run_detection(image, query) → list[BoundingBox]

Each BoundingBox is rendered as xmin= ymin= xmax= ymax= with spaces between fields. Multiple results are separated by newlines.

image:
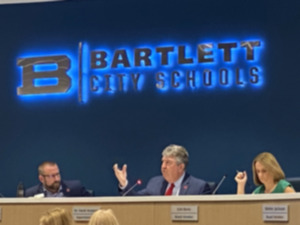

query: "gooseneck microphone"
xmin=122 ymin=179 xmax=142 ymax=196
xmin=212 ymin=174 xmax=227 ymax=195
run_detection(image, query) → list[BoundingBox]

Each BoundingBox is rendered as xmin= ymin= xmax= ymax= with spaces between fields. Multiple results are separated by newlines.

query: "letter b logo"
xmin=17 ymin=55 xmax=71 ymax=95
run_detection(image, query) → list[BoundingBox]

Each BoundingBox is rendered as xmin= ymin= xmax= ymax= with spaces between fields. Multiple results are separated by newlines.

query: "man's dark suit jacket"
xmin=120 ymin=173 xmax=211 ymax=196
xmin=25 ymin=180 xmax=92 ymax=197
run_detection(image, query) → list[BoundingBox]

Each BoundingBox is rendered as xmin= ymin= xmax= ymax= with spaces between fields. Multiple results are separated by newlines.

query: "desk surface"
xmin=1 ymin=193 xmax=300 ymax=203
xmin=1 ymin=194 xmax=300 ymax=225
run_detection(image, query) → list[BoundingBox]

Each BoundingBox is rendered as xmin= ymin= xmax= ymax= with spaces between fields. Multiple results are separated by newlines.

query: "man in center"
xmin=113 ymin=144 xmax=211 ymax=195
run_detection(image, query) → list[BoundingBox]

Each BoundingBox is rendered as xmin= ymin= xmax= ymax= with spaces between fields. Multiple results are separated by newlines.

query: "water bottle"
xmin=16 ymin=182 xmax=24 ymax=197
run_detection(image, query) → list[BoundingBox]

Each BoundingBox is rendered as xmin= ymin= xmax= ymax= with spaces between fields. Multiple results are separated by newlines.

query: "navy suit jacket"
xmin=25 ymin=180 xmax=91 ymax=197
xmin=120 ymin=173 xmax=211 ymax=196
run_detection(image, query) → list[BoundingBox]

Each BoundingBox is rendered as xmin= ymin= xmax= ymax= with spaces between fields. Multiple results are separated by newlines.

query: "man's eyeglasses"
xmin=42 ymin=173 xmax=60 ymax=179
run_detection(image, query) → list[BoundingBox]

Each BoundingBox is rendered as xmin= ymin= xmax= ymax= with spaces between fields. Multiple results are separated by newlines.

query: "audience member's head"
xmin=40 ymin=208 xmax=73 ymax=225
xmin=88 ymin=209 xmax=119 ymax=225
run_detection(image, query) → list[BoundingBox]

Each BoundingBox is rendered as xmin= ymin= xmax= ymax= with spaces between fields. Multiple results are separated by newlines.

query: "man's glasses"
xmin=42 ymin=173 xmax=60 ymax=179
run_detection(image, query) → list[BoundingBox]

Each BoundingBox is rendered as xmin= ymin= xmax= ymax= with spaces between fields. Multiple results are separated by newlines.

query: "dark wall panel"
xmin=0 ymin=0 xmax=299 ymax=197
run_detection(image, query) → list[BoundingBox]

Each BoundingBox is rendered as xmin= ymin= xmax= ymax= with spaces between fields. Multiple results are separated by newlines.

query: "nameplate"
xmin=262 ymin=204 xmax=288 ymax=222
xmin=72 ymin=206 xmax=100 ymax=221
xmin=171 ymin=205 xmax=198 ymax=221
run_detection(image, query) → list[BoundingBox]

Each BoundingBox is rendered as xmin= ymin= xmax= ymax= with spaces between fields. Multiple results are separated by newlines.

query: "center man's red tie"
xmin=165 ymin=183 xmax=175 ymax=195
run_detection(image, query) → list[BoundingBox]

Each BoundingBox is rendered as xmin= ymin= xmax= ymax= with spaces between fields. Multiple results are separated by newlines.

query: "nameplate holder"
xmin=72 ymin=206 xmax=100 ymax=221
xmin=171 ymin=205 xmax=198 ymax=221
xmin=262 ymin=204 xmax=288 ymax=222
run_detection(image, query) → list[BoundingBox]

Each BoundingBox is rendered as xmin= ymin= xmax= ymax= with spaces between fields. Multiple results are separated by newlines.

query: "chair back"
xmin=207 ymin=182 xmax=216 ymax=194
xmin=286 ymin=177 xmax=300 ymax=192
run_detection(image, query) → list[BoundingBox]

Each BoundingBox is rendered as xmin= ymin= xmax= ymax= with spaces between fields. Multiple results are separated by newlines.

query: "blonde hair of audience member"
xmin=88 ymin=209 xmax=119 ymax=225
xmin=235 ymin=152 xmax=295 ymax=194
xmin=40 ymin=208 xmax=73 ymax=225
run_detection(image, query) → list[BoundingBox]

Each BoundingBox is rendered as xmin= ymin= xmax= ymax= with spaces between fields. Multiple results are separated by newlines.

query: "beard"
xmin=45 ymin=181 xmax=60 ymax=193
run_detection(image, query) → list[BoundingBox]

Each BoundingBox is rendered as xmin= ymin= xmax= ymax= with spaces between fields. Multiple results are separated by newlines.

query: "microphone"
xmin=122 ymin=179 xmax=142 ymax=196
xmin=212 ymin=174 xmax=227 ymax=195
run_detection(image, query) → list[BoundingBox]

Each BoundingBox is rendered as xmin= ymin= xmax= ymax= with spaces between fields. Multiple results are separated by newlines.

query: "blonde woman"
xmin=40 ymin=208 xmax=73 ymax=225
xmin=235 ymin=152 xmax=295 ymax=194
xmin=88 ymin=209 xmax=119 ymax=225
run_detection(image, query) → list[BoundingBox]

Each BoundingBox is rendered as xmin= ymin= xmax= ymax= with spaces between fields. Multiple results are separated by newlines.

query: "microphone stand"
xmin=212 ymin=175 xmax=227 ymax=195
xmin=122 ymin=180 xmax=142 ymax=196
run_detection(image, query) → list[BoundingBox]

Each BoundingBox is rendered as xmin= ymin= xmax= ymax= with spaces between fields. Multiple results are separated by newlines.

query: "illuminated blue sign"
xmin=17 ymin=39 xmax=264 ymax=103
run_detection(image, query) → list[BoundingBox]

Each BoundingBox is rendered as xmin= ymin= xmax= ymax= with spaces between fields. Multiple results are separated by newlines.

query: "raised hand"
xmin=235 ymin=170 xmax=247 ymax=194
xmin=113 ymin=163 xmax=128 ymax=187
